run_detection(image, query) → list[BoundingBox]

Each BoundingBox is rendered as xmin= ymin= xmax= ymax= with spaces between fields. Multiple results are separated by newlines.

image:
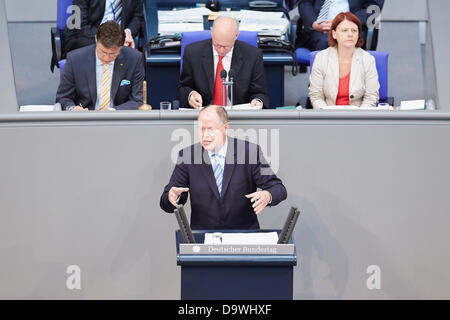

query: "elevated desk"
xmin=145 ymin=48 xmax=293 ymax=109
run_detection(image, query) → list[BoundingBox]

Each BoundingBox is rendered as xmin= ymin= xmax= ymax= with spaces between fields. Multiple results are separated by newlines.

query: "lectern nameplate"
xmin=180 ymin=243 xmax=294 ymax=255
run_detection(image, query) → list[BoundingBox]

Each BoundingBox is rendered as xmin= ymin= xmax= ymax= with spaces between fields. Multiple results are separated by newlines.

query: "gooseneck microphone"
xmin=220 ymin=69 xmax=227 ymax=80
xmin=227 ymin=69 xmax=235 ymax=107
xmin=228 ymin=69 xmax=235 ymax=81
xmin=220 ymin=70 xmax=228 ymax=106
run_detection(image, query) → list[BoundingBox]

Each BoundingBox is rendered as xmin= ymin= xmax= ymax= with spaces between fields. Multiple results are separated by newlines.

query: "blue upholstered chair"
xmin=300 ymin=50 xmax=392 ymax=108
xmin=180 ymin=30 xmax=258 ymax=71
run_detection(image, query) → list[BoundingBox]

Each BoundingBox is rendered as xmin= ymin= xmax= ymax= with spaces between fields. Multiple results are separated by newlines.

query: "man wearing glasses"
xmin=56 ymin=21 xmax=144 ymax=111
xmin=178 ymin=16 xmax=269 ymax=109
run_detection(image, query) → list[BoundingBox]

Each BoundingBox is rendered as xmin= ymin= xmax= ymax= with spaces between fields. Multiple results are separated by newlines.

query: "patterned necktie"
xmin=114 ymin=0 xmax=122 ymax=25
xmin=99 ymin=63 xmax=111 ymax=110
xmin=213 ymin=56 xmax=224 ymax=106
xmin=317 ymin=0 xmax=332 ymax=23
xmin=211 ymin=153 xmax=224 ymax=196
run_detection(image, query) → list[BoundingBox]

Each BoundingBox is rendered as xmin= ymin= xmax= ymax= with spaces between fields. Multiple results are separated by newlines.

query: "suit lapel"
xmin=111 ymin=52 xmax=125 ymax=104
xmin=202 ymin=40 xmax=215 ymax=101
xmin=98 ymin=0 xmax=106 ymax=16
xmin=230 ymin=42 xmax=244 ymax=77
xmin=329 ymin=47 xmax=340 ymax=102
xmin=87 ymin=46 xmax=97 ymax=108
xmin=221 ymin=137 xmax=236 ymax=198
xmin=349 ymin=48 xmax=361 ymax=96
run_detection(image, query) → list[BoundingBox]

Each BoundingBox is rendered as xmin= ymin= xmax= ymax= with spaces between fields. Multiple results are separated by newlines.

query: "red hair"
xmin=328 ymin=12 xmax=364 ymax=48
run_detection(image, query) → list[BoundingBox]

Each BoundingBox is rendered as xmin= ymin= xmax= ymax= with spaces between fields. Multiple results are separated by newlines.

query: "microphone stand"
xmin=222 ymin=79 xmax=233 ymax=108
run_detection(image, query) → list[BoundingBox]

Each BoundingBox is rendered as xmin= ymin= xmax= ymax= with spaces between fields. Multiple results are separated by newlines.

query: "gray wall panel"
xmin=377 ymin=22 xmax=427 ymax=105
xmin=428 ymin=0 xmax=450 ymax=112
xmin=8 ymin=22 xmax=60 ymax=108
xmin=5 ymin=0 xmax=56 ymax=22
xmin=382 ymin=0 xmax=428 ymax=21
xmin=1 ymin=113 xmax=450 ymax=299
xmin=0 ymin=0 xmax=18 ymax=113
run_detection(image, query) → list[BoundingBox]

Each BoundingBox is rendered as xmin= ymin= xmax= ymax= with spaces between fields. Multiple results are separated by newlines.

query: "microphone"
xmin=228 ymin=69 xmax=235 ymax=81
xmin=220 ymin=69 xmax=227 ymax=81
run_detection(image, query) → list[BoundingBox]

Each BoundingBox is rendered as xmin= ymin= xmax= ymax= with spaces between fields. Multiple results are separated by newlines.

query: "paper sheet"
xmin=225 ymin=103 xmax=262 ymax=110
xmin=158 ymin=8 xmax=213 ymax=23
xmin=319 ymin=105 xmax=395 ymax=110
xmin=19 ymin=105 xmax=56 ymax=112
xmin=400 ymin=99 xmax=425 ymax=110
xmin=204 ymin=232 xmax=279 ymax=245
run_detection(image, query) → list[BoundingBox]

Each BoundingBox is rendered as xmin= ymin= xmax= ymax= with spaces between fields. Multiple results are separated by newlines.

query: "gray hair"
xmin=199 ymin=105 xmax=229 ymax=124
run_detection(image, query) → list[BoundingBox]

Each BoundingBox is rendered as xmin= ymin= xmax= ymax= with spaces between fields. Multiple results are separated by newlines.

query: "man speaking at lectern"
xmin=177 ymin=16 xmax=269 ymax=108
xmin=160 ymin=106 xmax=287 ymax=230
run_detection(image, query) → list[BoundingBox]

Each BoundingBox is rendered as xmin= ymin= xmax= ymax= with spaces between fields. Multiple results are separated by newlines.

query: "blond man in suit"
xmin=309 ymin=12 xmax=379 ymax=109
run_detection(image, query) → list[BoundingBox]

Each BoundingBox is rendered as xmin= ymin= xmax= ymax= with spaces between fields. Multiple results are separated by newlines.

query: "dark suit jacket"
xmin=56 ymin=44 xmax=144 ymax=110
xmin=160 ymin=138 xmax=287 ymax=230
xmin=299 ymin=0 xmax=385 ymax=31
xmin=63 ymin=0 xmax=144 ymax=54
xmin=178 ymin=39 xmax=269 ymax=108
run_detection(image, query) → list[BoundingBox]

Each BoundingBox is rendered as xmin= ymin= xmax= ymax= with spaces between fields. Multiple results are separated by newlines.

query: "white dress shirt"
xmin=207 ymin=137 xmax=228 ymax=168
xmin=212 ymin=46 xmax=233 ymax=81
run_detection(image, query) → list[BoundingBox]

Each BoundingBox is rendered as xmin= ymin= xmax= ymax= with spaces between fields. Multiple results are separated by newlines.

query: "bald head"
xmin=212 ymin=16 xmax=239 ymax=36
xmin=211 ymin=16 xmax=240 ymax=56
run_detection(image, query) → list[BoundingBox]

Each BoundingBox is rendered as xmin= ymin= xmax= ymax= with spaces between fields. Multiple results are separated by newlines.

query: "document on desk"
xmin=204 ymin=232 xmax=279 ymax=245
xmin=400 ymin=99 xmax=425 ymax=110
xmin=225 ymin=103 xmax=262 ymax=110
xmin=158 ymin=8 xmax=213 ymax=23
xmin=319 ymin=105 xmax=395 ymax=110
xmin=19 ymin=105 xmax=56 ymax=112
xmin=239 ymin=10 xmax=289 ymax=36
xmin=158 ymin=8 xmax=213 ymax=35
xmin=158 ymin=23 xmax=204 ymax=35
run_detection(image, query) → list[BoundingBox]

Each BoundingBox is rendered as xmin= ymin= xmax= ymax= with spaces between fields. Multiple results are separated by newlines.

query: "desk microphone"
xmin=220 ymin=69 xmax=227 ymax=81
xmin=228 ymin=69 xmax=235 ymax=106
xmin=220 ymin=70 xmax=228 ymax=106
xmin=228 ymin=69 xmax=235 ymax=81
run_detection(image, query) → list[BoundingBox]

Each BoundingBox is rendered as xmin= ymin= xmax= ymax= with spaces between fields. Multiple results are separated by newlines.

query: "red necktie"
xmin=213 ymin=56 xmax=225 ymax=106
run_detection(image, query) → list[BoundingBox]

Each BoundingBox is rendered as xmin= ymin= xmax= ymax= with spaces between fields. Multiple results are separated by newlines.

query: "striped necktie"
xmin=317 ymin=0 xmax=332 ymax=23
xmin=114 ymin=0 xmax=122 ymax=25
xmin=99 ymin=63 xmax=112 ymax=111
xmin=211 ymin=153 xmax=224 ymax=196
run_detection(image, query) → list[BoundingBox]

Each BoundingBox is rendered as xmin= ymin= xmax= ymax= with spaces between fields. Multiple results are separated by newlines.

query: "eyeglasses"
xmin=213 ymin=43 xmax=233 ymax=51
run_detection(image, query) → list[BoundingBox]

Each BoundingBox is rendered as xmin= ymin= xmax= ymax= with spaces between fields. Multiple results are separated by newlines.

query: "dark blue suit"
xmin=298 ymin=0 xmax=385 ymax=50
xmin=160 ymin=138 xmax=287 ymax=230
xmin=178 ymin=39 xmax=269 ymax=108
xmin=56 ymin=44 xmax=144 ymax=110
xmin=63 ymin=0 xmax=144 ymax=56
